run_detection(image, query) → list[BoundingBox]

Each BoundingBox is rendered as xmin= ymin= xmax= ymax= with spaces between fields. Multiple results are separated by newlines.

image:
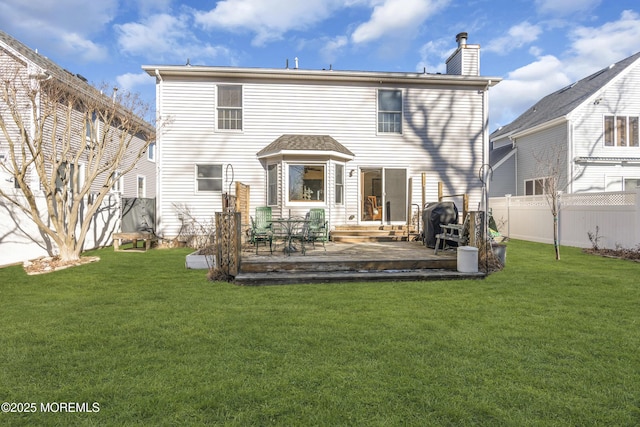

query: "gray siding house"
xmin=144 ymin=33 xmax=501 ymax=239
xmin=0 ymin=30 xmax=156 ymax=266
xmin=490 ymin=51 xmax=640 ymax=197
xmin=0 ymin=30 xmax=156 ymax=199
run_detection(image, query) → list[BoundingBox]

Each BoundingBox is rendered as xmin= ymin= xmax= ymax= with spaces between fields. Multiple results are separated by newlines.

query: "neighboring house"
xmin=0 ymin=30 xmax=155 ymax=266
xmin=0 ymin=30 xmax=156 ymax=199
xmin=490 ymin=51 xmax=640 ymax=197
xmin=143 ymin=33 xmax=501 ymax=239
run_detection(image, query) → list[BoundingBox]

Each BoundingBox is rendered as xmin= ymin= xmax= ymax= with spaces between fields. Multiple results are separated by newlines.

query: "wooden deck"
xmin=235 ymin=240 xmax=484 ymax=285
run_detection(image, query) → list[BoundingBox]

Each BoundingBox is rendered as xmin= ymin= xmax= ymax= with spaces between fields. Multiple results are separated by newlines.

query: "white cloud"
xmin=0 ymin=0 xmax=116 ymax=62
xmin=320 ymin=36 xmax=349 ymax=65
xmin=116 ymin=72 xmax=154 ymax=92
xmin=115 ymin=14 xmax=233 ymax=63
xmin=490 ymin=10 xmax=640 ymax=130
xmin=484 ymin=22 xmax=542 ymax=55
xmin=535 ymin=0 xmax=601 ymax=16
xmin=351 ymin=0 xmax=449 ymax=44
xmin=416 ymin=37 xmax=452 ymax=74
xmin=565 ymin=10 xmax=640 ymax=78
xmin=194 ymin=0 xmax=342 ymax=46
xmin=490 ymin=55 xmax=571 ymax=130
xmin=60 ymin=33 xmax=107 ymax=62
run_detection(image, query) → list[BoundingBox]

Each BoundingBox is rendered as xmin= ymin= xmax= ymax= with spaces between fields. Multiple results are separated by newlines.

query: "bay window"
xmin=288 ymin=164 xmax=325 ymax=202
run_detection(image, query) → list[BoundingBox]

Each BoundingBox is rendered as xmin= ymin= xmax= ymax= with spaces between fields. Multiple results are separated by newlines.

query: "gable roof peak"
xmin=491 ymin=50 xmax=640 ymax=140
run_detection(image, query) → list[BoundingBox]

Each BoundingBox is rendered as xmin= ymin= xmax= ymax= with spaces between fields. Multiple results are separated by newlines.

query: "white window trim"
xmin=524 ymin=177 xmax=549 ymax=195
xmin=335 ymin=163 xmax=345 ymax=205
xmin=377 ymin=88 xmax=404 ymax=136
xmin=267 ymin=163 xmax=278 ymax=206
xmin=110 ymin=169 xmax=123 ymax=194
xmin=137 ymin=175 xmax=146 ymax=198
xmin=603 ymin=115 xmax=639 ymax=147
xmin=216 ymin=84 xmax=244 ymax=133
xmin=147 ymin=142 xmax=156 ymax=162
xmin=285 ymin=161 xmax=327 ymax=206
xmin=195 ymin=164 xmax=223 ymax=193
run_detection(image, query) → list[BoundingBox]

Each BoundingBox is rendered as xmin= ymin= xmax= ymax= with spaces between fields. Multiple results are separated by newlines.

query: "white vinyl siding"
xmin=154 ymin=75 xmax=487 ymax=237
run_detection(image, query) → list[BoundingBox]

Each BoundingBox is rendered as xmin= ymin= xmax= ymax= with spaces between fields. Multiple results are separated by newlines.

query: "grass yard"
xmin=0 ymin=240 xmax=639 ymax=426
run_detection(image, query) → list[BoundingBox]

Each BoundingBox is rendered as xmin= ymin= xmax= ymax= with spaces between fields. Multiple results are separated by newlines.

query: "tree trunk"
xmin=553 ymin=215 xmax=560 ymax=260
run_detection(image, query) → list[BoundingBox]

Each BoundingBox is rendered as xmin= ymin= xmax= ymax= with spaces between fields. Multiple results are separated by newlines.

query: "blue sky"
xmin=1 ymin=0 xmax=639 ymax=131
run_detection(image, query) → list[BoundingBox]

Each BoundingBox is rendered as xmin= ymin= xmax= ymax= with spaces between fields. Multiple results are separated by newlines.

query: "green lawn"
xmin=0 ymin=240 xmax=639 ymax=426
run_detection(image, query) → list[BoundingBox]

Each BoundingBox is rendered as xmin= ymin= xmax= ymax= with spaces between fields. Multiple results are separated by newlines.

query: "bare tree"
xmin=0 ymin=62 xmax=154 ymax=263
xmin=533 ymin=144 xmax=568 ymax=260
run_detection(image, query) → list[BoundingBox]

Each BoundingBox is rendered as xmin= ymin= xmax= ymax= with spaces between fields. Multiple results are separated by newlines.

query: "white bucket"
xmin=457 ymin=246 xmax=478 ymax=273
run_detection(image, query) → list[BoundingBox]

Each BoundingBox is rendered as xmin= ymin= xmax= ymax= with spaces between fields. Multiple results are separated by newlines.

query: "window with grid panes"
xmin=217 ymin=85 xmax=242 ymax=130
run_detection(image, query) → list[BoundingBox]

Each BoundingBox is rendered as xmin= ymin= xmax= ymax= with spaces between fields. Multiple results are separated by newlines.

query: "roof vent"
xmin=456 ymin=32 xmax=468 ymax=47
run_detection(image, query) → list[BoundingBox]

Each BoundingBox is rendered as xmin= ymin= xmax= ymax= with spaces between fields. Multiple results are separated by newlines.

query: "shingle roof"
xmin=0 ymin=30 xmax=153 ymax=132
xmin=257 ymin=134 xmax=355 ymax=158
xmin=489 ymin=143 xmax=515 ymax=167
xmin=491 ymin=51 xmax=640 ymax=140
xmin=0 ymin=29 xmax=100 ymax=97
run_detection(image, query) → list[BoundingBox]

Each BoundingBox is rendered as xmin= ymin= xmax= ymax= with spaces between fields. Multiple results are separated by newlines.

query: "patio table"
xmin=272 ymin=217 xmax=309 ymax=255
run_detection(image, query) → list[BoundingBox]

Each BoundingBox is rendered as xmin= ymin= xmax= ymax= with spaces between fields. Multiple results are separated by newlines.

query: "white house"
xmin=143 ymin=33 xmax=501 ymax=240
xmin=0 ymin=30 xmax=156 ymax=266
xmin=0 ymin=30 xmax=156 ymax=199
xmin=490 ymin=51 xmax=640 ymax=197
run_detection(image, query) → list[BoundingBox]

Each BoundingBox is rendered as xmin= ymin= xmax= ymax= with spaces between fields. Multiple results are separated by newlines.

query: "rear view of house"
xmin=144 ymin=33 xmax=500 ymax=241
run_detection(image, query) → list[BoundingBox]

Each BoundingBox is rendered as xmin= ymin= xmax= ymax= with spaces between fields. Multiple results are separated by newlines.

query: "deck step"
xmin=239 ymin=257 xmax=456 ymax=274
xmin=330 ymin=225 xmax=418 ymax=244
xmin=331 ymin=235 xmax=409 ymax=243
xmin=234 ymin=269 xmax=484 ymax=286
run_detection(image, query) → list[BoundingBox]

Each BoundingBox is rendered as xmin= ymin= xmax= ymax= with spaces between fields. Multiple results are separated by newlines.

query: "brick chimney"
xmin=446 ymin=32 xmax=480 ymax=76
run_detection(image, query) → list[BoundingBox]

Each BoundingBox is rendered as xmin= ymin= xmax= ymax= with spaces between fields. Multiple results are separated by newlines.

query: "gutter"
xmin=509 ymin=116 xmax=567 ymax=140
xmin=142 ymin=65 xmax=502 ymax=88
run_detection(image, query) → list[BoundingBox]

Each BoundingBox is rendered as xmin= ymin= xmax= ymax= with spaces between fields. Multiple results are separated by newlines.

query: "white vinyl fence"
xmin=0 ymin=193 xmax=121 ymax=267
xmin=489 ymin=190 xmax=640 ymax=250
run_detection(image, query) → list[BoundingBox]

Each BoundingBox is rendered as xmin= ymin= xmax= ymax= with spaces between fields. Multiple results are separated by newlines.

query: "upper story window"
xmin=137 ymin=176 xmax=146 ymax=198
xmin=110 ymin=169 xmax=123 ymax=194
xmin=57 ymin=162 xmax=84 ymax=192
xmin=378 ymin=89 xmax=402 ymax=134
xmin=604 ymin=115 xmax=639 ymax=147
xmin=196 ymin=164 xmax=222 ymax=192
xmin=86 ymin=112 xmax=96 ymax=140
xmin=147 ymin=142 xmax=156 ymax=162
xmin=217 ymin=85 xmax=242 ymax=131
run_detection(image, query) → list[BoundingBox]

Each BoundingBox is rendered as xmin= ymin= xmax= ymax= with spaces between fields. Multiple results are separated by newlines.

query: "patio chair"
xmin=434 ymin=213 xmax=470 ymax=255
xmin=306 ymin=208 xmax=328 ymax=251
xmin=250 ymin=206 xmax=273 ymax=254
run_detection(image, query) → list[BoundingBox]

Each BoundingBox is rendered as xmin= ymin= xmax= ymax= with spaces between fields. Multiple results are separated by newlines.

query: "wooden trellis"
xmin=215 ymin=212 xmax=242 ymax=277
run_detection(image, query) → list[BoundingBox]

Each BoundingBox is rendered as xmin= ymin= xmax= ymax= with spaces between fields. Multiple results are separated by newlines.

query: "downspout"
xmin=155 ymin=69 xmax=163 ymax=238
xmin=567 ymin=120 xmax=573 ymax=194
xmin=482 ymin=80 xmax=491 ymax=240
